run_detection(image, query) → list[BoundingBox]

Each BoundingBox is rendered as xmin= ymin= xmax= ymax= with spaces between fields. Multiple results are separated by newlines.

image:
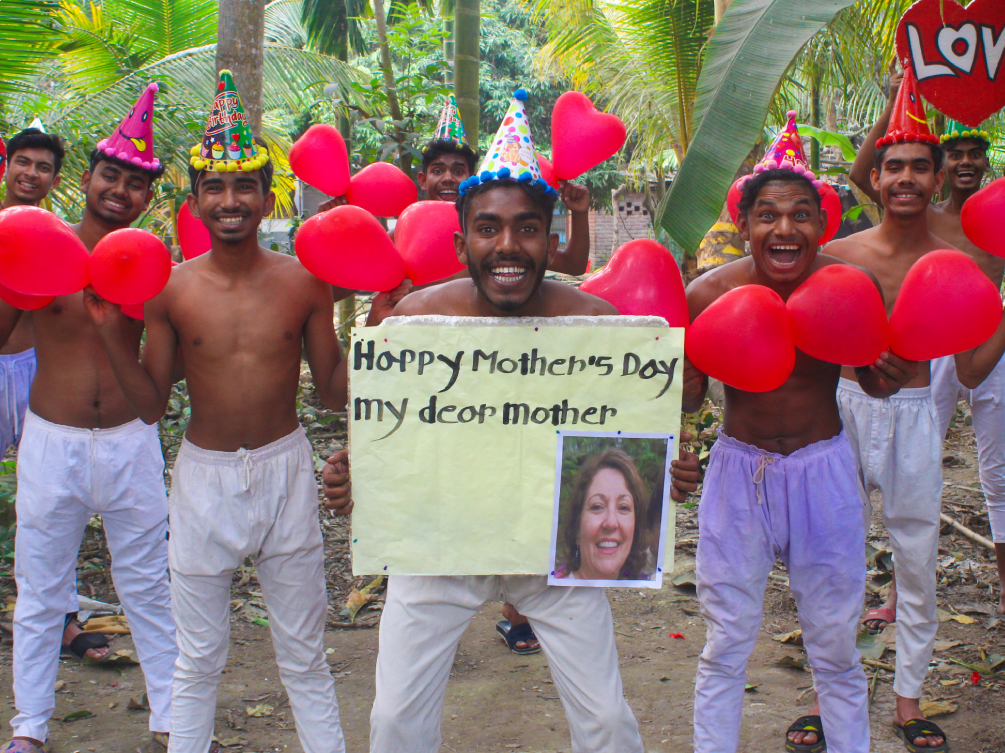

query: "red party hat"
xmin=877 ymin=67 xmax=938 ymax=148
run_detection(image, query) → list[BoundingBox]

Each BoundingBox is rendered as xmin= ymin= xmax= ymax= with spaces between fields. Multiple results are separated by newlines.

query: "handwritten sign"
xmin=349 ymin=315 xmax=683 ymax=576
xmin=896 ymin=0 xmax=1005 ymax=126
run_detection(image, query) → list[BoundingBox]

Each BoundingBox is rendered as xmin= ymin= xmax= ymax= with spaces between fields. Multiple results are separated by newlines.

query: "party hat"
xmin=940 ymin=118 xmax=991 ymax=146
xmin=189 ymin=70 xmax=269 ymax=173
xmin=432 ymin=93 xmax=468 ymax=146
xmin=877 ymin=67 xmax=938 ymax=148
xmin=28 ymin=118 xmax=45 ymax=132
xmin=459 ymin=89 xmax=554 ymax=196
xmin=95 ymin=82 xmax=162 ymax=172
xmin=751 ymin=110 xmax=819 ymax=184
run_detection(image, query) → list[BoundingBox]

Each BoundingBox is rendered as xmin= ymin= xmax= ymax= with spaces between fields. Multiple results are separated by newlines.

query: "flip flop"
xmin=862 ymin=605 xmax=896 ymax=634
xmin=0 ymin=741 xmax=46 ymax=753
xmin=784 ymin=714 xmax=826 ymax=752
xmin=495 ymin=620 xmax=541 ymax=655
xmin=61 ymin=629 xmax=112 ymax=662
xmin=893 ymin=719 xmax=949 ymax=752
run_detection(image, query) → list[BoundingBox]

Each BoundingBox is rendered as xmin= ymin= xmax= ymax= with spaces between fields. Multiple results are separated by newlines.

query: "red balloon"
xmin=685 ymin=285 xmax=795 ymax=393
xmin=289 ymin=124 xmax=351 ymax=197
xmin=579 ymin=239 xmax=688 ymax=327
xmin=177 ymin=201 xmax=211 ymax=260
xmin=890 ymin=248 xmax=1003 ymax=360
xmin=819 ymin=183 xmax=842 ymax=245
xmin=347 ymin=162 xmax=418 ymax=217
xmin=90 ymin=228 xmax=172 ymax=306
xmin=394 ymin=201 xmax=464 ymax=286
xmin=550 ymin=92 xmax=627 ymax=181
xmin=786 ymin=265 xmax=890 ymax=366
xmin=962 ymin=177 xmax=1005 ymax=259
xmin=0 ymin=281 xmax=52 ymax=311
xmin=296 ymin=205 xmax=405 ymax=291
xmin=0 ymin=206 xmax=90 ymax=296
xmin=537 ymin=153 xmax=560 ymax=191
xmin=726 ymin=180 xmax=743 ymax=225
xmin=122 ymin=302 xmax=144 ymax=320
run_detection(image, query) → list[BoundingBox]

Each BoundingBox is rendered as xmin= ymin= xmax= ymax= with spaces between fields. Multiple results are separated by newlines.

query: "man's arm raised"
xmin=848 ymin=65 xmax=902 ymax=206
xmin=84 ymin=288 xmax=177 ymax=424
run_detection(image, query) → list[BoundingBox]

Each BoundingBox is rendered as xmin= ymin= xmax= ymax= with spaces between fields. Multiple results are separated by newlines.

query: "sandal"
xmin=0 ymin=741 xmax=46 ymax=753
xmin=495 ymin=620 xmax=541 ymax=655
xmin=894 ymin=719 xmax=949 ymax=752
xmin=862 ymin=605 xmax=896 ymax=634
xmin=784 ymin=715 xmax=826 ymax=753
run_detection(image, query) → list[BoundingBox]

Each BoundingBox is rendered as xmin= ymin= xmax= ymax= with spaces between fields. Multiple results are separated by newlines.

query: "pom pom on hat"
xmin=514 ymin=89 xmax=528 ymax=101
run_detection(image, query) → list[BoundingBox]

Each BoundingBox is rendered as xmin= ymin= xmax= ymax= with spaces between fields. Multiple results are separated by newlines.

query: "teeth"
xmin=771 ymin=245 xmax=798 ymax=251
xmin=597 ymin=541 xmax=618 ymax=549
xmin=218 ymin=217 xmax=243 ymax=226
xmin=491 ymin=266 xmax=527 ymax=277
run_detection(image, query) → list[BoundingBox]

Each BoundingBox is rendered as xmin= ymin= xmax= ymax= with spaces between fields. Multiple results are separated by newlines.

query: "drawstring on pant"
xmin=237 ymin=448 xmax=253 ymax=490
xmin=753 ymin=455 xmax=776 ymax=505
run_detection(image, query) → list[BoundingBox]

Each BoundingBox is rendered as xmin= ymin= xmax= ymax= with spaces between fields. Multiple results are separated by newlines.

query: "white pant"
xmin=11 ymin=410 xmax=176 ymax=742
xmin=693 ymin=432 xmax=869 ymax=753
xmin=0 ymin=349 xmax=35 ymax=456
xmin=167 ymin=428 xmax=344 ymax=753
xmin=932 ymin=354 xmax=1005 ymax=543
xmin=371 ymin=575 xmax=643 ymax=753
xmin=837 ymin=379 xmax=942 ymax=699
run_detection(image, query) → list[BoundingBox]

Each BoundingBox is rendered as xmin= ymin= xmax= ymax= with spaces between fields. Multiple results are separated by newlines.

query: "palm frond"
xmin=0 ymin=0 xmax=61 ymax=99
xmin=298 ymin=0 xmax=369 ymax=57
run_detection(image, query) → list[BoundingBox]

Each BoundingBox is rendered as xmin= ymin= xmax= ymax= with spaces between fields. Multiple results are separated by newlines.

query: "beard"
xmin=467 ymin=253 xmax=548 ymax=312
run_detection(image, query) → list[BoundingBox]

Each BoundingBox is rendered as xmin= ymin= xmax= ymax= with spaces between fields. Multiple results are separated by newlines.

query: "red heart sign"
xmin=896 ymin=0 xmax=1005 ymax=126
xmin=550 ymin=92 xmax=627 ymax=181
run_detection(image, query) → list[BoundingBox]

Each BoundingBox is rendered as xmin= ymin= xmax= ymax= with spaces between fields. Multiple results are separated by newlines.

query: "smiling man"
xmin=0 ymin=93 xmax=178 ymax=753
xmin=86 ymin=72 xmax=350 ymax=753
xmin=684 ymin=121 xmax=915 ymax=752
xmin=829 ymin=88 xmax=956 ymax=750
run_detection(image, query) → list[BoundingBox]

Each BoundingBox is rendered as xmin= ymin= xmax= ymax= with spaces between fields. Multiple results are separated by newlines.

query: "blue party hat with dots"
xmin=459 ymin=89 xmax=555 ymax=196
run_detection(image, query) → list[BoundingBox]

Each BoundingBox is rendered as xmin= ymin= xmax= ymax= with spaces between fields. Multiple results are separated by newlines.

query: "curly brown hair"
xmin=562 ymin=448 xmax=651 ymax=579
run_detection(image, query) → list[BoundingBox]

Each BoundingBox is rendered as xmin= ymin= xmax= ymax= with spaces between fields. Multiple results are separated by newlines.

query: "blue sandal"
xmin=496 ymin=620 xmax=541 ymax=655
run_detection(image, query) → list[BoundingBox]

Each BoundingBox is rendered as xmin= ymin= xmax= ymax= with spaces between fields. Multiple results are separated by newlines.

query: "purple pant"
xmin=693 ymin=431 xmax=869 ymax=753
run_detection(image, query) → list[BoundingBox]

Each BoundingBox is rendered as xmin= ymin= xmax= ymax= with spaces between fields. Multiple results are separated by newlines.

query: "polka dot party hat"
xmin=459 ymin=89 xmax=556 ymax=196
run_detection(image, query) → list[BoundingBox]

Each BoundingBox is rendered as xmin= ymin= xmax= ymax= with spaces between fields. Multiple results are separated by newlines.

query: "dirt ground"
xmin=0 ymin=397 xmax=1004 ymax=753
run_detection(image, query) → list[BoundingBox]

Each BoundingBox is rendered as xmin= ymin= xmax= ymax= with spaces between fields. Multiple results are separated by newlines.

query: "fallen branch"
xmin=862 ymin=658 xmax=894 ymax=671
xmin=940 ymin=513 xmax=995 ymax=551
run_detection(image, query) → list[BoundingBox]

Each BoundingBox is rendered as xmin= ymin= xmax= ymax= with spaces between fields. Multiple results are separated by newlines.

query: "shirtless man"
xmin=851 ymin=82 xmax=1005 ymax=615
xmin=685 ymin=168 xmax=914 ymax=753
xmin=0 ymin=147 xmax=177 ymax=752
xmin=85 ymin=137 xmax=353 ymax=753
xmin=322 ymin=174 xmax=699 ymax=752
xmin=828 ymin=136 xmax=962 ymax=750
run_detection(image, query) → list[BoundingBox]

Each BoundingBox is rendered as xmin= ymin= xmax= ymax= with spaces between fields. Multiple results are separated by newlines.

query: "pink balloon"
xmin=90 ymin=228 xmax=172 ymax=306
xmin=890 ymin=248 xmax=1003 ymax=360
xmin=550 ymin=92 xmax=627 ymax=181
xmin=296 ymin=205 xmax=405 ymax=291
xmin=786 ymin=265 xmax=890 ymax=366
xmin=537 ymin=153 xmax=560 ymax=190
xmin=962 ymin=177 xmax=1005 ymax=258
xmin=579 ymin=239 xmax=688 ymax=327
xmin=394 ymin=201 xmax=465 ymax=286
xmin=347 ymin=162 xmax=418 ymax=217
xmin=177 ymin=201 xmax=211 ymax=260
xmin=686 ymin=285 xmax=795 ymax=393
xmin=289 ymin=124 xmax=351 ymax=197
xmin=0 ymin=206 xmax=90 ymax=296
xmin=0 ymin=281 xmax=52 ymax=311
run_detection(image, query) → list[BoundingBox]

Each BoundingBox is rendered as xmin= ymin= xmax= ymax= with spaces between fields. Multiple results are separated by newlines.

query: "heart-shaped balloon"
xmin=296 ymin=205 xmax=405 ymax=291
xmin=537 ymin=153 xmax=560 ymax=190
xmin=0 ymin=281 xmax=52 ymax=311
xmin=122 ymin=302 xmax=145 ymax=320
xmin=289 ymin=124 xmax=351 ymax=197
xmin=579 ymin=239 xmax=688 ymax=327
xmin=686 ymin=285 xmax=795 ymax=393
xmin=0 ymin=205 xmax=90 ymax=296
xmin=890 ymin=248 xmax=1003 ymax=360
xmin=961 ymin=177 xmax=1005 ymax=258
xmin=90 ymin=228 xmax=173 ymax=306
xmin=550 ymin=92 xmax=627 ymax=181
xmin=347 ymin=162 xmax=418 ymax=217
xmin=896 ymin=0 xmax=1005 ymax=126
xmin=177 ymin=201 xmax=211 ymax=260
xmin=394 ymin=201 xmax=465 ymax=286
xmin=786 ymin=265 xmax=891 ymax=366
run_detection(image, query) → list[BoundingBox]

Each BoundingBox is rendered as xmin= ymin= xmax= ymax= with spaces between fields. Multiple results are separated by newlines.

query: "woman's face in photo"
xmin=576 ymin=467 xmax=635 ymax=580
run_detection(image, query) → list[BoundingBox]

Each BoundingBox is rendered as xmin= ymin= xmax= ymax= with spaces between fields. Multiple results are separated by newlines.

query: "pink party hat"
xmin=96 ymin=82 xmax=161 ymax=172
xmin=752 ymin=110 xmax=818 ymax=182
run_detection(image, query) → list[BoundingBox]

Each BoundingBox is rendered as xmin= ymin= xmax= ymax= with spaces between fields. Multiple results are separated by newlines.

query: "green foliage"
xmin=0 ymin=460 xmax=17 ymax=565
xmin=0 ymin=0 xmax=61 ymax=101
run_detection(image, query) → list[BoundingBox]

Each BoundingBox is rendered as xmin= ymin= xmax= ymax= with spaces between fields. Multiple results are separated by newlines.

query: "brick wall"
xmin=588 ymin=193 xmax=652 ymax=267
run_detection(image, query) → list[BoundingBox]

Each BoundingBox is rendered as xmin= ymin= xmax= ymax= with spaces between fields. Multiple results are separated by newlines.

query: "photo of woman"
xmin=549 ymin=433 xmax=672 ymax=587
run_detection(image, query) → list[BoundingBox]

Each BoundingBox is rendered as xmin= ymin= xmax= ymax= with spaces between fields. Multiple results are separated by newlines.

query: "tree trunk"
xmin=444 ymin=15 xmax=455 ymax=85
xmin=216 ymin=0 xmax=265 ymax=135
xmin=810 ymin=74 xmax=821 ymax=172
xmin=454 ymin=0 xmax=480 ymax=148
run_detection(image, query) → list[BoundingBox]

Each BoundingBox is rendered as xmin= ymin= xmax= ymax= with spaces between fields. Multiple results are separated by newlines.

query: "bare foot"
xmin=500 ymin=602 xmax=539 ymax=651
xmin=63 ymin=618 xmax=110 ymax=660
xmin=894 ymin=695 xmax=945 ymax=749
xmin=787 ymin=698 xmax=821 ymax=747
